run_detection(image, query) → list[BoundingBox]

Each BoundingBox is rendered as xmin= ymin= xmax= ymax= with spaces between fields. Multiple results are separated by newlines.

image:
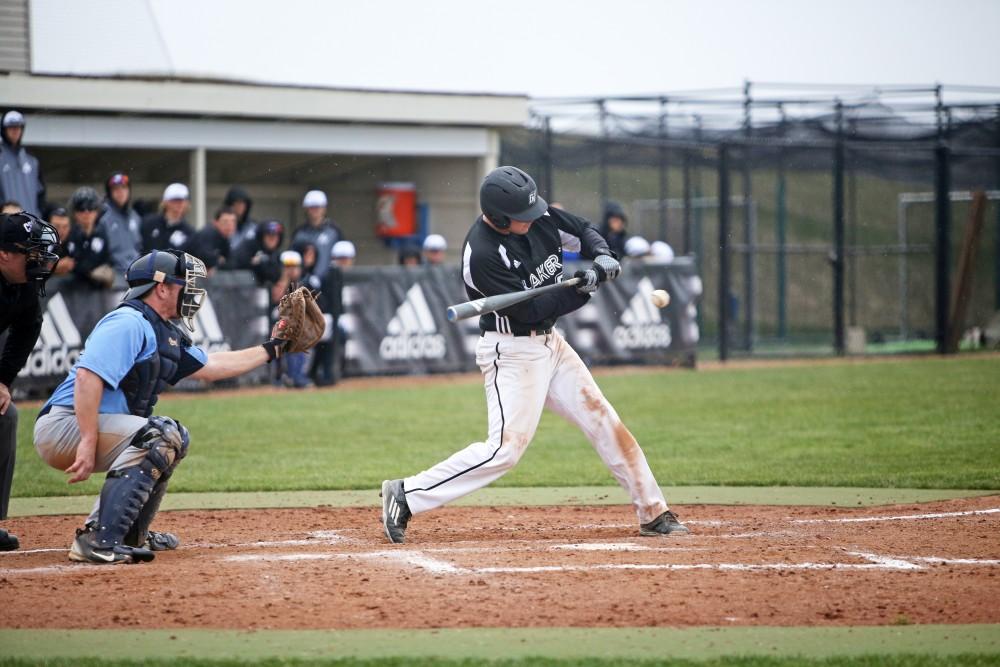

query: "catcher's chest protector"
xmin=117 ymin=299 xmax=190 ymax=418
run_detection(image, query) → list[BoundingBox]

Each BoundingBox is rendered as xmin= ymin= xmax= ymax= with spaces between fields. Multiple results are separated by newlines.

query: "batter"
xmin=381 ymin=166 xmax=688 ymax=543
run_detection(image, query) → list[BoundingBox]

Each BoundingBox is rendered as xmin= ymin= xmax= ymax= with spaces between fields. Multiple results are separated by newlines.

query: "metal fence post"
xmin=598 ymin=99 xmax=609 ymax=207
xmin=934 ymin=144 xmax=952 ymax=354
xmin=542 ymin=115 xmax=554 ymax=201
xmin=718 ymin=143 xmax=731 ymax=362
xmin=742 ymin=80 xmax=755 ymax=351
xmin=832 ymin=101 xmax=846 ymax=355
xmin=658 ymin=97 xmax=669 ymax=242
xmin=776 ymin=104 xmax=788 ymax=339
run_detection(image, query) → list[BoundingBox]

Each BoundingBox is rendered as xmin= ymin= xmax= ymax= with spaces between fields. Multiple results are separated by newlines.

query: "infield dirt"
xmin=2 ymin=495 xmax=999 ymax=630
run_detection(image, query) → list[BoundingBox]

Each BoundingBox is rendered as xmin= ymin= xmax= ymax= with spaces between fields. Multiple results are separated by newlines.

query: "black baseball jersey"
xmin=461 ymin=206 xmax=611 ymax=333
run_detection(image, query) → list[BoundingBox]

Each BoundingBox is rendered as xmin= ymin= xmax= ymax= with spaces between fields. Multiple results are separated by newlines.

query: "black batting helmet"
xmin=479 ymin=166 xmax=548 ymax=230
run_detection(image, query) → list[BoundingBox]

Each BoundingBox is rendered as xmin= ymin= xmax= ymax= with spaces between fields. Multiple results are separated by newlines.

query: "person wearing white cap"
xmin=649 ymin=240 xmax=675 ymax=263
xmin=422 ymin=234 xmax=448 ymax=265
xmin=271 ymin=250 xmax=311 ymax=388
xmin=0 ymin=110 xmax=46 ymax=216
xmin=292 ymin=189 xmax=344 ymax=280
xmin=140 ymin=183 xmax=194 ymax=253
xmin=331 ymin=240 xmax=356 ymax=269
xmin=624 ymin=235 xmax=651 ymax=260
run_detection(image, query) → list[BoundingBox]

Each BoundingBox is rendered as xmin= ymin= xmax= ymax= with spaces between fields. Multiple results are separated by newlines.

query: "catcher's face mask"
xmin=0 ymin=212 xmax=62 ymax=296
xmin=171 ymin=250 xmax=207 ymax=332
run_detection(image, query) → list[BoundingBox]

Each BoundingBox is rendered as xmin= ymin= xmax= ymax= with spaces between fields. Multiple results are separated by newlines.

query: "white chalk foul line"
xmin=792 ymin=508 xmax=1000 ymax=524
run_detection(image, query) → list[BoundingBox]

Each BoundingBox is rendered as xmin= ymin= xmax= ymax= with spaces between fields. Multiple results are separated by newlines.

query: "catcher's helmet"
xmin=479 ymin=166 xmax=548 ymax=230
xmin=124 ymin=250 xmax=207 ymax=331
xmin=0 ymin=211 xmax=61 ymax=295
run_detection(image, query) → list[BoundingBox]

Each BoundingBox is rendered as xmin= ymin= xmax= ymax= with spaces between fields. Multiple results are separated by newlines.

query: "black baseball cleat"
xmin=69 ymin=527 xmax=155 ymax=564
xmin=639 ymin=510 xmax=691 ymax=537
xmin=145 ymin=530 xmax=180 ymax=551
xmin=380 ymin=479 xmax=411 ymax=544
xmin=0 ymin=529 xmax=19 ymax=551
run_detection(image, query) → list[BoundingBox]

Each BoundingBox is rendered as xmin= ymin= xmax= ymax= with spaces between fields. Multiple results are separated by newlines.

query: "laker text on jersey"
xmin=527 ymin=254 xmax=562 ymax=288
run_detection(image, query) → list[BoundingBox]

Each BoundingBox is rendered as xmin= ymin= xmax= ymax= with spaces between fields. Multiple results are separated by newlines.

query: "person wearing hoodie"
xmin=291 ymin=190 xmax=344 ymax=280
xmin=598 ymin=201 xmax=628 ymax=260
xmin=141 ymin=183 xmax=195 ymax=253
xmin=224 ymin=186 xmax=256 ymax=252
xmin=65 ymin=187 xmax=115 ymax=290
xmin=184 ymin=206 xmax=236 ymax=272
xmin=98 ymin=172 xmax=142 ymax=273
xmin=0 ymin=111 xmax=46 ymax=217
xmin=234 ymin=219 xmax=284 ymax=287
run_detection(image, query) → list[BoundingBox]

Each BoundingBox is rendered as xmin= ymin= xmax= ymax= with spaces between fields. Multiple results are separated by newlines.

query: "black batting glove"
xmin=592 ymin=254 xmax=621 ymax=282
xmin=574 ymin=269 xmax=600 ymax=294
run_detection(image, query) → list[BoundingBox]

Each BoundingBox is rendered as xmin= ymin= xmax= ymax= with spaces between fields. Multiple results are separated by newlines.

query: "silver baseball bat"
xmin=446 ymin=277 xmax=582 ymax=322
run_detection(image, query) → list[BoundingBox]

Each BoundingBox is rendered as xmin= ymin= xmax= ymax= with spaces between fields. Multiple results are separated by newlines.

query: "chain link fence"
xmin=501 ymin=83 xmax=1000 ymax=358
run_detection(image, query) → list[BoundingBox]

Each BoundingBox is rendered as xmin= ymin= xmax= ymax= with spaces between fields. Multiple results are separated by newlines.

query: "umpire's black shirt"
xmin=462 ymin=207 xmax=611 ymax=334
xmin=0 ymin=272 xmax=42 ymax=388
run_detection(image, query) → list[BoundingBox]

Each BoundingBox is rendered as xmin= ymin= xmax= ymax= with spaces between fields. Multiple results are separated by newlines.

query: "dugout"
xmin=0 ymin=73 xmax=525 ymax=265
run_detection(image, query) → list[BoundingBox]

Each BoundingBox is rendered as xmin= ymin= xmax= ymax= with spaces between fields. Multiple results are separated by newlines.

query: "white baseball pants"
xmin=403 ymin=330 xmax=670 ymax=524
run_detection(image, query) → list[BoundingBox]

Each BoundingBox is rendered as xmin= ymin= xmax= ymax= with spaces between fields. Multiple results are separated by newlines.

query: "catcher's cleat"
xmin=145 ymin=530 xmax=180 ymax=551
xmin=639 ymin=510 xmax=691 ymax=537
xmin=0 ymin=529 xmax=19 ymax=551
xmin=69 ymin=527 xmax=155 ymax=564
xmin=380 ymin=479 xmax=411 ymax=544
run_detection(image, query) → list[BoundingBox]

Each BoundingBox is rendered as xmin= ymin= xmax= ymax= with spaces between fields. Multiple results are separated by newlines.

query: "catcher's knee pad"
xmin=130 ymin=415 xmax=190 ymax=475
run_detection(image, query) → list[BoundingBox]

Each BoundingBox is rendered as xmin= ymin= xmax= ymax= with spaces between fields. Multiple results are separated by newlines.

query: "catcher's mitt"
xmin=272 ymin=286 xmax=325 ymax=354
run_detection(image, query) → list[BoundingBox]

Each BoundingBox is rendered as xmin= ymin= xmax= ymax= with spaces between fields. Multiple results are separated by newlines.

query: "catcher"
xmin=33 ymin=250 xmax=323 ymax=564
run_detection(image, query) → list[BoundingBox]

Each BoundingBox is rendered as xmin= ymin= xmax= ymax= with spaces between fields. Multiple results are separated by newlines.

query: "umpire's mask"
xmin=123 ymin=249 xmax=207 ymax=332
xmin=0 ymin=211 xmax=62 ymax=296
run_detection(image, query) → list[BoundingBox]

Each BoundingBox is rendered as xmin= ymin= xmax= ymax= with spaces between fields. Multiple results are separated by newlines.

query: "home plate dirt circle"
xmin=2 ymin=496 xmax=999 ymax=629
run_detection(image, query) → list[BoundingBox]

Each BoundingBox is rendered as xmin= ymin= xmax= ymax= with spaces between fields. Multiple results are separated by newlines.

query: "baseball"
xmin=650 ymin=289 xmax=670 ymax=308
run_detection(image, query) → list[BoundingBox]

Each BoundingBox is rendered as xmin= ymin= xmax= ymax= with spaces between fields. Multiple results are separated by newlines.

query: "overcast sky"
xmin=32 ymin=0 xmax=1000 ymax=98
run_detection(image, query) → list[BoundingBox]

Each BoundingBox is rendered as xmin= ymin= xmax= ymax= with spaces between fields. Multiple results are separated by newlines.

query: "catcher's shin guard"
xmin=87 ymin=460 xmax=158 ymax=551
xmin=124 ymin=469 xmax=174 ymax=550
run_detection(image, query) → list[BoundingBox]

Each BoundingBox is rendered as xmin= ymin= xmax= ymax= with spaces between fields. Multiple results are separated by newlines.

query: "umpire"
xmin=0 ymin=211 xmax=61 ymax=550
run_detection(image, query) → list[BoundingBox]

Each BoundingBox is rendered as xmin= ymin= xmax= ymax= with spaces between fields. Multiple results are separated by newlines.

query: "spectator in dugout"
xmin=0 ymin=111 xmax=46 ymax=217
xmin=98 ymin=171 xmax=142 ymax=273
xmin=422 ymin=234 xmax=448 ymax=265
xmin=141 ymin=183 xmax=194 ymax=253
xmin=65 ymin=187 xmax=115 ymax=289
xmin=598 ymin=200 xmax=628 ymax=260
xmin=331 ymin=240 xmax=355 ymax=270
xmin=233 ymin=219 xmax=284 ymax=287
xmin=47 ymin=207 xmax=74 ymax=277
xmin=272 ymin=250 xmax=311 ymax=389
xmin=184 ymin=206 xmax=237 ymax=272
xmin=292 ymin=190 xmax=344 ymax=280
xmin=223 ymin=186 xmax=256 ymax=253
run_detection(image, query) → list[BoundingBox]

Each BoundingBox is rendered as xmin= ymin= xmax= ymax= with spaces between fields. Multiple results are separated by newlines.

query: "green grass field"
xmin=6 ymin=355 xmax=1000 ymax=666
xmin=14 ymin=355 xmax=1000 ymax=497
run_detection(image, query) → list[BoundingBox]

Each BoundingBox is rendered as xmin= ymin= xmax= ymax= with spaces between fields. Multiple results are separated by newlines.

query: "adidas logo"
xmin=379 ymin=283 xmax=446 ymax=360
xmin=18 ymin=293 xmax=82 ymax=378
xmin=613 ymin=277 xmax=672 ymax=349
xmin=188 ymin=295 xmax=231 ymax=353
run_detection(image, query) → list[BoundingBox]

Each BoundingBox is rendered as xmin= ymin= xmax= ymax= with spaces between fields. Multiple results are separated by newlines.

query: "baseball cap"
xmin=49 ymin=207 xmax=68 ymax=218
xmin=263 ymin=220 xmax=283 ymax=235
xmin=650 ymin=240 xmax=675 ymax=262
xmin=107 ymin=172 xmax=130 ymax=188
xmin=625 ymin=236 xmax=651 ymax=257
xmin=331 ymin=240 xmax=356 ymax=259
xmin=280 ymin=250 xmax=302 ymax=267
xmin=2 ymin=111 xmax=25 ymax=128
xmin=303 ymin=190 xmax=327 ymax=208
xmin=422 ymin=234 xmax=447 ymax=252
xmin=163 ymin=183 xmax=190 ymax=201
